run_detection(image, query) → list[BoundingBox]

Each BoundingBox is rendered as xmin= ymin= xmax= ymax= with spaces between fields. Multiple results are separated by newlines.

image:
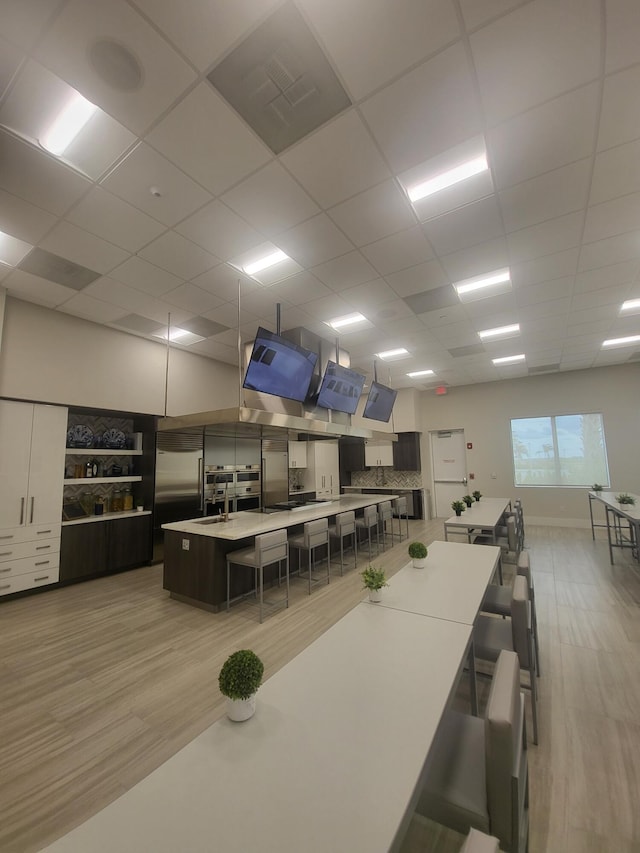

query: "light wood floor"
xmin=1 ymin=519 xmax=640 ymax=852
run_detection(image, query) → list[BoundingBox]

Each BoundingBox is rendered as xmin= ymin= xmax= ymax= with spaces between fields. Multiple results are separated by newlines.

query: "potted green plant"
xmin=472 ymin=490 xmax=482 ymax=502
xmin=218 ymin=649 xmax=264 ymax=722
xmin=451 ymin=499 xmax=466 ymax=516
xmin=592 ymin=483 xmax=604 ymax=492
xmin=463 ymin=495 xmax=473 ymax=507
xmin=361 ymin=565 xmax=388 ymax=602
xmin=616 ymin=493 xmax=636 ymax=507
xmin=408 ymin=541 xmax=428 ymax=569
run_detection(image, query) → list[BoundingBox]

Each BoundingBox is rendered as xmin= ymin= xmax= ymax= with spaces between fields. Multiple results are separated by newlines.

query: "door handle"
xmin=462 ymin=476 xmax=468 ymax=485
xmin=30 ymin=496 xmax=35 ymax=523
xmin=20 ymin=497 xmax=25 ymax=525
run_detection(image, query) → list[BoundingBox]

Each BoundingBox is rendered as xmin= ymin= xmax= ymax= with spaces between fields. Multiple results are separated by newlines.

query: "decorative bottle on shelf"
xmin=111 ymin=489 xmax=124 ymax=512
xmin=85 ymin=459 xmax=93 ymax=478
xmin=123 ymin=488 xmax=134 ymax=512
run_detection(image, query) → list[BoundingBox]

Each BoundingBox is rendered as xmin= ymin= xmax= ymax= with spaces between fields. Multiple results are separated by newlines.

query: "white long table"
xmin=41 ymin=605 xmax=472 ymax=853
xmin=443 ymin=497 xmax=511 ymax=544
xmin=588 ymin=490 xmax=640 ymax=563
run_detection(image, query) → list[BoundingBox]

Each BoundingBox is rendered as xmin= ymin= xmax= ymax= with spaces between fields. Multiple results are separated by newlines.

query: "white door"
xmin=27 ymin=405 xmax=67 ymax=525
xmin=0 ymin=400 xmax=33 ymax=529
xmin=430 ymin=430 xmax=468 ymax=517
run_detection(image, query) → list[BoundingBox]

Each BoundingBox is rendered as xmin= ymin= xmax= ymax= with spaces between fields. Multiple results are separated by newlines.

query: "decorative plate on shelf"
xmin=67 ymin=424 xmax=94 ymax=448
xmin=102 ymin=428 xmax=126 ymax=449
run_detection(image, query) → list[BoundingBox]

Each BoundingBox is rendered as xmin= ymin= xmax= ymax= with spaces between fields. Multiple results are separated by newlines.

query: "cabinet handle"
xmin=30 ymin=497 xmax=35 ymax=523
xmin=36 ymin=529 xmax=53 ymax=535
xmin=0 ymin=535 xmax=13 ymax=540
xmin=0 ymin=551 xmax=12 ymax=557
xmin=20 ymin=497 xmax=25 ymax=525
xmin=35 ymin=560 xmax=50 ymax=566
xmin=36 ymin=545 xmax=51 ymax=551
xmin=34 ymin=576 xmax=50 ymax=582
xmin=0 ymin=584 xmax=10 ymax=590
xmin=0 ymin=567 xmax=10 ymax=573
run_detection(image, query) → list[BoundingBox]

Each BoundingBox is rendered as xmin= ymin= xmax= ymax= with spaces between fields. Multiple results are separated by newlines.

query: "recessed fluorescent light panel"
xmin=153 ymin=328 xmax=206 ymax=345
xmin=492 ymin=354 xmax=526 ymax=365
xmin=377 ymin=348 xmax=410 ymax=360
xmin=601 ymin=334 xmax=640 ymax=348
xmin=229 ymin=243 xmax=301 ymax=285
xmin=40 ymin=92 xmax=97 ymax=155
xmin=620 ymin=298 xmax=640 ymax=313
xmin=0 ymin=231 xmax=33 ymax=267
xmin=454 ymin=268 xmax=512 ymax=303
xmin=243 ymin=249 xmax=288 ymax=276
xmin=478 ymin=323 xmax=520 ymax=340
xmin=407 ymin=369 xmax=434 ymax=378
xmin=327 ymin=312 xmax=370 ymax=331
xmin=407 ymin=154 xmax=488 ymax=203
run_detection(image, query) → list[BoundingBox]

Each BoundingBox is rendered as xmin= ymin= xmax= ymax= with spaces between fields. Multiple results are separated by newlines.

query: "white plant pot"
xmin=368 ymin=588 xmax=383 ymax=603
xmin=412 ymin=557 xmax=427 ymax=569
xmin=226 ymin=694 xmax=257 ymax=722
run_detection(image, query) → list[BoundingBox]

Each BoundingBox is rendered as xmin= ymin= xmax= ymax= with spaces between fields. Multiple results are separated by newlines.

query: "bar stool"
xmin=288 ymin=518 xmax=330 ymax=594
xmin=226 ymin=529 xmax=289 ymax=623
xmin=392 ymin=496 xmax=409 ymax=542
xmin=355 ymin=504 xmax=380 ymax=561
xmin=328 ymin=510 xmax=358 ymax=575
xmin=377 ymin=501 xmax=393 ymax=550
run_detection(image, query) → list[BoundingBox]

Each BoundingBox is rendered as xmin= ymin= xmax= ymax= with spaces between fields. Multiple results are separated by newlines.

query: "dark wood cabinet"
xmin=392 ymin=432 xmax=422 ymax=471
xmin=339 ymin=438 xmax=365 ymax=472
xmin=60 ymin=515 xmax=152 ymax=582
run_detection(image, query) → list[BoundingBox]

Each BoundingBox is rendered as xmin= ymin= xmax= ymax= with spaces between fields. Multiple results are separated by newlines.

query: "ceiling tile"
xmin=459 ymin=0 xmax=524 ymax=31
xmin=35 ymin=0 xmax=197 ymax=135
xmin=361 ymin=227 xmax=435 ymax=277
xmin=311 ymin=251 xmax=378 ymax=291
xmin=301 ymin=292 xmax=357 ymax=323
xmin=404 ymin=286 xmax=459 ymax=315
xmin=66 ymin=187 xmax=166 ymax=253
xmin=300 ymin=0 xmax=460 ymax=100
xmin=191 ymin=263 xmax=260 ymax=302
xmin=0 ymin=188 xmax=57 ymax=244
xmin=515 ymin=276 xmax=576 ymax=307
xmin=361 ymin=43 xmax=482 ymax=172
xmin=280 ymin=109 xmax=390 ymax=209
xmin=423 ymin=195 xmax=504 ymax=256
xmin=109 ymin=256 xmax=183 ymax=296
xmin=0 ymin=0 xmax=62 ymax=50
xmin=386 ymin=259 xmax=449 ymax=298
xmin=3 ymin=268 xmax=79 ymax=308
xmin=101 ymin=142 xmax=212 ymax=227
xmin=39 ymin=221 xmax=129 ymax=274
xmin=440 ymin=237 xmax=508 ymax=283
xmin=266 ymin=271 xmax=333 ymax=305
xmin=0 ymin=129 xmax=90 ymax=216
xmin=583 ymin=192 xmax=640 ymax=244
xmin=604 ymin=0 xmax=640 ymax=74
xmin=489 ymin=83 xmax=599 ymax=190
xmin=83 ymin=276 xmax=190 ymax=325
xmin=511 ymin=248 xmax=579 ymax=288
xmin=139 ymin=230 xmax=218 ymax=279
xmin=506 ymin=212 xmax=584 ymax=263
xmin=202 ymin=301 xmax=260 ymax=329
xmin=221 ymin=162 xmax=319 ymax=237
xmin=470 ymin=0 xmax=601 ymax=124
xmin=327 ymin=179 xmax=415 ymax=247
xmin=0 ymin=35 xmax=24 ymax=97
xmin=180 ymin=316 xmax=228 ymax=338
xmin=57 ymin=292 xmax=127 ymax=324
xmin=598 ymin=65 xmax=640 ymax=151
xmin=147 ymin=83 xmax=271 ymax=196
xmin=131 ymin=0 xmax=279 ymax=71
xmin=162 ymin=282 xmax=225 ymax=315
xmin=578 ymin=231 xmax=640 ymax=272
xmin=112 ymin=313 xmax=167 ymax=334
xmin=276 ymin=213 xmax=354 ymax=267
xmin=574 ymin=260 xmax=640 ymax=294
xmin=589 ymin=139 xmax=640 ymax=207
xmin=517 ymin=296 xmax=571 ymax=322
xmin=499 ymin=159 xmax=591 ymax=233
xmin=176 ymin=200 xmax=262 ymax=261
xmin=341 ymin=278 xmax=397 ymax=311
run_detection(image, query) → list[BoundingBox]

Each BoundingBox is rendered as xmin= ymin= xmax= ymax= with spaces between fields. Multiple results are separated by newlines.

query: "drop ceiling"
xmin=1 ymin=0 xmax=640 ymax=391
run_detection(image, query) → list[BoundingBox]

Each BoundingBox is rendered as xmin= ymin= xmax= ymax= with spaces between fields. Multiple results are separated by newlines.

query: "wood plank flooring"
xmin=1 ymin=519 xmax=639 ymax=852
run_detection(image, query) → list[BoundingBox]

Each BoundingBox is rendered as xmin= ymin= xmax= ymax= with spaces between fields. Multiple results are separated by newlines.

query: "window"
xmin=510 ymin=414 xmax=610 ymax=487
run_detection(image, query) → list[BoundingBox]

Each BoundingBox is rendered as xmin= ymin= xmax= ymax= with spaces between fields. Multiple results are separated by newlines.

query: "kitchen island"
xmin=162 ymin=494 xmax=397 ymax=611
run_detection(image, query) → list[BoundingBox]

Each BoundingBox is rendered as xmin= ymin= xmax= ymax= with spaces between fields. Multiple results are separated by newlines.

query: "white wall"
xmin=419 ymin=363 xmax=640 ymax=525
xmin=0 ymin=297 xmax=238 ymax=415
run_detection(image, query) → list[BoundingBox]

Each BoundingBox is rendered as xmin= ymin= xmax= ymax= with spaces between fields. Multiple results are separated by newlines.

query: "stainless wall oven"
xmin=204 ymin=465 xmax=261 ymax=514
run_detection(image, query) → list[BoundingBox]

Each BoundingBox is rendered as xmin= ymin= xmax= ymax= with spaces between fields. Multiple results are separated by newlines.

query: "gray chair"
xmin=415 ymin=649 xmax=529 ymax=853
xmin=473 ymin=575 xmax=539 ymax=744
xmin=226 ymin=529 xmax=289 ymax=623
xmin=482 ymin=549 xmax=541 ymax=676
xmin=288 ymin=518 xmax=330 ymax=594
xmin=475 ymin=515 xmax=521 ymax=564
xmin=328 ymin=510 xmax=357 ymax=575
xmin=355 ymin=504 xmax=380 ymax=561
xmin=460 ymin=829 xmax=500 ymax=853
xmin=392 ymin=496 xmax=409 ymax=542
xmin=497 ymin=510 xmax=524 ymax=553
xmin=377 ymin=500 xmax=394 ymax=550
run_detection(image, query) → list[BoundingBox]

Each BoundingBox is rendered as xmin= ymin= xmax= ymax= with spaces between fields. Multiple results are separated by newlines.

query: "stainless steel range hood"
xmin=158 ymin=406 xmax=397 ymax=441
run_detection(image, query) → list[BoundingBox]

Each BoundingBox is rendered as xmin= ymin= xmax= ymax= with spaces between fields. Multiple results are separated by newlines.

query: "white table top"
xmin=374 ymin=540 xmax=501 ymax=625
xmin=162 ymin=494 xmax=398 ymax=541
xmin=41 ymin=604 xmax=472 ymax=853
xmin=443 ymin=497 xmax=511 ymax=530
xmin=589 ymin=490 xmax=640 ymax=521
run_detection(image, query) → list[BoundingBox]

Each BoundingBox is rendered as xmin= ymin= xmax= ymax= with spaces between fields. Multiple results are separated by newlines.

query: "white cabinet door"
xmin=28 ymin=405 xmax=67 ymax=525
xmin=365 ymin=441 xmax=393 ymax=467
xmin=321 ymin=441 xmax=340 ymax=497
xmin=0 ymin=401 xmax=32 ymax=529
xmin=288 ymin=441 xmax=307 ymax=468
xmin=304 ymin=441 xmax=339 ymax=497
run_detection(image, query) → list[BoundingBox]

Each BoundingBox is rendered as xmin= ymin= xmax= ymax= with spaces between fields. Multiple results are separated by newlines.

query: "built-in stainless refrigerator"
xmin=154 ymin=429 xmax=204 ymax=528
xmin=261 ymin=438 xmax=289 ymax=508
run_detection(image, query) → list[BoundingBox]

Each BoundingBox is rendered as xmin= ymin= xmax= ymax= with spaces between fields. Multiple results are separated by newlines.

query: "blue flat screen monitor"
xmin=243 ymin=327 xmax=318 ymax=403
xmin=316 ymin=361 xmax=366 ymax=415
xmin=363 ymin=380 xmax=397 ymax=423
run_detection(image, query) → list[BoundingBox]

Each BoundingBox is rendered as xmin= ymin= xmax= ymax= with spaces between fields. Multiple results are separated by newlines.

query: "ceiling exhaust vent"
xmin=18 ymin=248 xmax=101 ymax=290
xmin=207 ymin=1 xmax=351 ymax=154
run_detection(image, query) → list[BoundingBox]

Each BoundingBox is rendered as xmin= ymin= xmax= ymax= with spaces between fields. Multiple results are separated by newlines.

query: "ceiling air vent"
xmin=207 ymin=1 xmax=351 ymax=154
xmin=18 ymin=248 xmax=101 ymax=290
xmin=528 ymin=363 xmax=560 ymax=374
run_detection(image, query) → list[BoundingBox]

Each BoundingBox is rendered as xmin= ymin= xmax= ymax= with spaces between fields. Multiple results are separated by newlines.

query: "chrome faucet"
xmin=214 ymin=473 xmax=230 ymax=521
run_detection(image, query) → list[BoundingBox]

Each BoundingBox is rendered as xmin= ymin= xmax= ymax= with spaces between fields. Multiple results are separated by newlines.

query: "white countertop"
xmin=162 ymin=494 xmax=398 ymax=541
xmin=589 ymin=490 xmax=640 ymax=521
xmin=342 ymin=486 xmax=423 ymax=492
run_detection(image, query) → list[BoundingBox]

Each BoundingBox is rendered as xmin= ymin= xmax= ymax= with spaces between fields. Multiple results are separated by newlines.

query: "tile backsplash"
xmin=351 ymin=469 xmax=423 ymax=489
